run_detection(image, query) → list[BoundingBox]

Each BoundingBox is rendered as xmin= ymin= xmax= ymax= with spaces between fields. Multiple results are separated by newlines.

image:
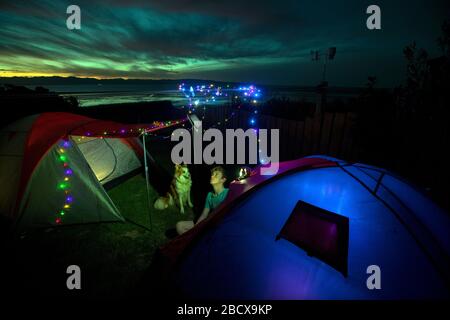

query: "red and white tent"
xmin=0 ymin=112 xmax=185 ymax=232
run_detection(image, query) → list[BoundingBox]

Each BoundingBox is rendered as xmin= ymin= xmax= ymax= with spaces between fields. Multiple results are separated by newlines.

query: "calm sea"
xmin=42 ymin=84 xmax=356 ymax=107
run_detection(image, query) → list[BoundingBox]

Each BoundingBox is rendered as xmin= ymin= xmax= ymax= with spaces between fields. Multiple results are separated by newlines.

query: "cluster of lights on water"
xmin=178 ymin=83 xmax=263 ymax=108
xmin=178 ymin=83 xmax=266 ymax=164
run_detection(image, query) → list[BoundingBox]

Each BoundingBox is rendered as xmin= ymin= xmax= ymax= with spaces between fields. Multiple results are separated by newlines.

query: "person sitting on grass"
xmin=176 ymin=166 xmax=229 ymax=235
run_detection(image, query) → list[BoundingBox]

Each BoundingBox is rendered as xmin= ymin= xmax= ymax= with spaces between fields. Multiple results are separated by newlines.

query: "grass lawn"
xmin=3 ymin=136 xmax=242 ymax=298
xmin=6 ymin=173 xmax=194 ymax=298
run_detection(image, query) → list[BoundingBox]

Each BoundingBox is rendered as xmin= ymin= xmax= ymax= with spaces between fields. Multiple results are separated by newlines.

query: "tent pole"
xmin=142 ymin=132 xmax=153 ymax=231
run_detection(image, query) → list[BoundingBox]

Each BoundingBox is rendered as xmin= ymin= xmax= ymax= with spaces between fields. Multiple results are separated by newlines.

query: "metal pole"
xmin=142 ymin=132 xmax=153 ymax=231
xmin=322 ymin=53 xmax=328 ymax=82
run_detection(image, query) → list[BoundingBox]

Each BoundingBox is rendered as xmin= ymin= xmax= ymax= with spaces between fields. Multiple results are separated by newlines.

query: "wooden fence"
xmin=200 ymin=104 xmax=358 ymax=162
xmin=199 ymin=103 xmax=450 ymax=211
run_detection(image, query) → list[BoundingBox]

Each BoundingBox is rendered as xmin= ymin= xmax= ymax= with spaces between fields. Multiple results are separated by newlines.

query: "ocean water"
xmin=45 ymin=84 xmax=187 ymax=107
xmin=43 ymin=84 xmax=356 ymax=107
xmin=61 ymin=90 xmax=188 ymax=107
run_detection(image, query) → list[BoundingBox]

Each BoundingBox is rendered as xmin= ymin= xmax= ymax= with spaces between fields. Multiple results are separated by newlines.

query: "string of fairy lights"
xmin=55 ymin=139 xmax=73 ymax=225
xmin=54 ymin=85 xmax=263 ymax=225
xmin=177 ymin=82 xmax=268 ymax=165
xmin=178 ymin=83 xmax=263 ymax=130
xmin=54 ymin=119 xmax=185 ymax=225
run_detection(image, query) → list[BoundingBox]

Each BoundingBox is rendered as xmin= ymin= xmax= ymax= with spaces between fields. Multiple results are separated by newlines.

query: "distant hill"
xmin=0 ymin=84 xmax=185 ymax=127
xmin=0 ymin=76 xmax=368 ymax=95
xmin=0 ymin=76 xmax=238 ymax=87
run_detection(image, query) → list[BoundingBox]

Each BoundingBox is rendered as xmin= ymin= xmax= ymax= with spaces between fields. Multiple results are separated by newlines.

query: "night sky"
xmin=0 ymin=0 xmax=448 ymax=86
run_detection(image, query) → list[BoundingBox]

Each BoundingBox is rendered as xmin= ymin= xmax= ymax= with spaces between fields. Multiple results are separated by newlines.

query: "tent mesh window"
xmin=276 ymin=200 xmax=350 ymax=277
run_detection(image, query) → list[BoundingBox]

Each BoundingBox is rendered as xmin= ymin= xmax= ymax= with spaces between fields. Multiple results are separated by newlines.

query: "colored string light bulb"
xmin=56 ymin=138 xmax=76 ymax=226
xmin=58 ymin=182 xmax=68 ymax=190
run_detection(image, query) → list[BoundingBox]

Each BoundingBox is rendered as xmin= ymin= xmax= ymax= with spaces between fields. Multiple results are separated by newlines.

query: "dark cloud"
xmin=0 ymin=0 xmax=448 ymax=85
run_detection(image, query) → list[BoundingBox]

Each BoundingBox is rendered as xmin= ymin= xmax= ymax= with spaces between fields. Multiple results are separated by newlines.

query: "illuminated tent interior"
xmin=0 ymin=112 xmax=183 ymax=232
xmin=161 ymin=156 xmax=450 ymax=299
xmin=75 ymin=136 xmax=142 ymax=187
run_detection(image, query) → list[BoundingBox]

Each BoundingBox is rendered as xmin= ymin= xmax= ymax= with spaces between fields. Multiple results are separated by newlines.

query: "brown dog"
xmin=154 ymin=164 xmax=193 ymax=214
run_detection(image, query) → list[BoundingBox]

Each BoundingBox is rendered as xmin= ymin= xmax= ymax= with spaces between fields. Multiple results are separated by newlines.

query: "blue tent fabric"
xmin=170 ymin=156 xmax=450 ymax=299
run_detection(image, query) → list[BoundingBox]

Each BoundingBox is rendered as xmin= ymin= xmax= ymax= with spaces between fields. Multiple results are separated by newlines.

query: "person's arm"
xmin=196 ymin=207 xmax=210 ymax=224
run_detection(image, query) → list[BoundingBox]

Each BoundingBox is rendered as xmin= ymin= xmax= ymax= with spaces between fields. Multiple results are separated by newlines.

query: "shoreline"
xmin=74 ymin=100 xmax=187 ymax=123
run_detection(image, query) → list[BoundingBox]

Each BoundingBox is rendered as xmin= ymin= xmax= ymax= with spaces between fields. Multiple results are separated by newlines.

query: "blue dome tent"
xmin=160 ymin=156 xmax=450 ymax=299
